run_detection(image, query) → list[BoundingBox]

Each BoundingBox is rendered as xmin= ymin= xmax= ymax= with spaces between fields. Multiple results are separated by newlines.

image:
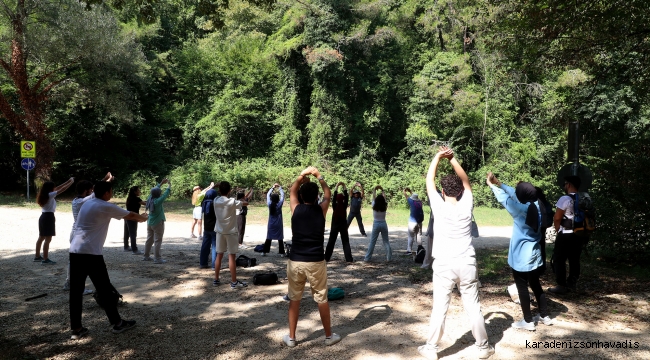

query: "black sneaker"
xmin=71 ymin=327 xmax=89 ymax=340
xmin=33 ymin=256 xmax=43 ymax=262
xmin=112 ymin=320 xmax=136 ymax=334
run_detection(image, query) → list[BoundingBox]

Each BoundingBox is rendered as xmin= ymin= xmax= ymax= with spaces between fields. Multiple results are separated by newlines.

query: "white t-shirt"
xmin=556 ymin=194 xmax=575 ymax=234
xmin=371 ymin=200 xmax=387 ymax=221
xmin=428 ymin=188 xmax=475 ymax=264
xmin=70 ymin=198 xmax=129 ymax=255
xmin=70 ymin=193 xmax=95 ymax=243
xmin=214 ymin=197 xmax=242 ymax=235
xmin=42 ymin=191 xmax=57 ymax=212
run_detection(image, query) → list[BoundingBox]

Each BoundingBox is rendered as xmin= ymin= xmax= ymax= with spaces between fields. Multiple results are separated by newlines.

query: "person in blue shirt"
xmin=403 ymin=188 xmax=424 ymax=255
xmin=487 ymin=172 xmax=554 ymax=331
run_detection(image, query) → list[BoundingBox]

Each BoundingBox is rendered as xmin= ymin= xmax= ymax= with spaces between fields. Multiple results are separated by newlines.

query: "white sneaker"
xmin=533 ymin=314 xmax=555 ymax=325
xmin=283 ymin=334 xmax=296 ymax=347
xmin=512 ymin=318 xmax=536 ymax=331
xmin=478 ymin=345 xmax=495 ymax=359
xmin=324 ymin=333 xmax=341 ymax=346
xmin=153 ymin=258 xmax=167 ymax=264
xmin=417 ymin=345 xmax=438 ymax=360
xmin=190 ymin=234 xmax=197 ymax=238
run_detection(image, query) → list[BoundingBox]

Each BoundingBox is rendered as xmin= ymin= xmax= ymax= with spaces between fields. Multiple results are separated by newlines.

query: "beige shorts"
xmin=216 ymin=233 xmax=239 ymax=254
xmin=287 ymin=260 xmax=328 ymax=303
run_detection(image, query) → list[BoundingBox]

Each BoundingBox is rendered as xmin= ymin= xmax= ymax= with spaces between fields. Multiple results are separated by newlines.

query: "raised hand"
xmin=438 ymin=146 xmax=454 ymax=159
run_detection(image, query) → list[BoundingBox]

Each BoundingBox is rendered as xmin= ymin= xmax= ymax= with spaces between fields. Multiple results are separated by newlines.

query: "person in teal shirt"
xmin=487 ymin=172 xmax=553 ymax=331
xmin=144 ymin=178 xmax=171 ymax=264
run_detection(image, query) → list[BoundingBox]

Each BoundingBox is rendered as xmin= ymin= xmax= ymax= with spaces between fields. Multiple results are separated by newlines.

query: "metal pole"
xmin=27 ymin=169 xmax=30 ymax=202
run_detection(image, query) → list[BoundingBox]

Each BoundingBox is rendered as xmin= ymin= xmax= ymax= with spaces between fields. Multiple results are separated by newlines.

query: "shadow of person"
xmin=436 ymin=311 xmax=513 ymax=359
xmin=301 ymin=304 xmax=393 ymax=343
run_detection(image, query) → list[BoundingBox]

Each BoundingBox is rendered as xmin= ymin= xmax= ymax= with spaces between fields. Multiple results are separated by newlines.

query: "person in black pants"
xmin=325 ymin=182 xmax=353 ymax=262
xmin=124 ymin=186 xmax=146 ymax=254
xmin=548 ymin=176 xmax=583 ymax=294
xmin=68 ymin=181 xmax=148 ymax=340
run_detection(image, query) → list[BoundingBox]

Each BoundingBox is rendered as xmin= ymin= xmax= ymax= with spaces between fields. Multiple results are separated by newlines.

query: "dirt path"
xmin=0 ymin=207 xmax=648 ymax=359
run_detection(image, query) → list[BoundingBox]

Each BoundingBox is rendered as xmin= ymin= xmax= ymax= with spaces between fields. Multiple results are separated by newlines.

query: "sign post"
xmin=20 ymin=141 xmax=36 ymax=202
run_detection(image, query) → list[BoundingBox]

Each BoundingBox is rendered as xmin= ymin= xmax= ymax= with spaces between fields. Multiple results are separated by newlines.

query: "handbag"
xmin=471 ymin=214 xmax=479 ymax=238
xmin=235 ymin=255 xmax=257 ymax=268
xmin=252 ymin=272 xmax=278 ymax=285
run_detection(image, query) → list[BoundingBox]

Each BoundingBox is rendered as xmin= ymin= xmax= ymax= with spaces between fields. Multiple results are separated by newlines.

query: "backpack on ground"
xmin=235 ymin=255 xmax=257 ymax=268
xmin=253 ymin=244 xmax=265 ymax=253
xmin=568 ymin=192 xmax=596 ymax=238
xmin=413 ymin=200 xmax=424 ymax=223
xmin=93 ymin=283 xmax=123 ymax=309
xmin=414 ymin=245 xmax=426 ymax=264
xmin=252 ymin=272 xmax=278 ymax=285
xmin=327 ymin=287 xmax=345 ymax=301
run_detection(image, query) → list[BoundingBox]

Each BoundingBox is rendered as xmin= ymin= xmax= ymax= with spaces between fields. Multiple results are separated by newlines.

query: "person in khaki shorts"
xmin=213 ymin=181 xmax=249 ymax=289
xmin=283 ymin=166 xmax=341 ymax=348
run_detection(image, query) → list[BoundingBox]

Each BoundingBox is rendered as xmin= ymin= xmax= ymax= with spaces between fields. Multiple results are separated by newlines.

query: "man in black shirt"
xmin=282 ymin=166 xmax=341 ymax=348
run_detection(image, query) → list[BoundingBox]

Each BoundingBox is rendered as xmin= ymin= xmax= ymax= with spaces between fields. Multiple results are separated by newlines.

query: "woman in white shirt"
xmin=35 ymin=177 xmax=74 ymax=264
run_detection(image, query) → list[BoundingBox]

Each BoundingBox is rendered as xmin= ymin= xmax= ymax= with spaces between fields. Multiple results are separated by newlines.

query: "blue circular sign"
xmin=21 ymin=158 xmax=36 ymax=171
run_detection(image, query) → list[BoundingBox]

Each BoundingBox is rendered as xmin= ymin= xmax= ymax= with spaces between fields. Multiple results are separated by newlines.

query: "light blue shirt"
xmin=490 ymin=183 xmax=543 ymax=272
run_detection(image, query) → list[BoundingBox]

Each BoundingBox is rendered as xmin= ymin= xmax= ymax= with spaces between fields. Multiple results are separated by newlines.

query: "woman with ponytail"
xmin=487 ymin=173 xmax=553 ymax=331
xmin=34 ymin=177 xmax=75 ymax=264
xmin=262 ymin=183 xmax=285 ymax=256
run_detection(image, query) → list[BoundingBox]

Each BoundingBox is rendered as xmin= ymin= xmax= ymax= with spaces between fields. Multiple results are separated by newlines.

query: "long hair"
xmin=373 ymin=194 xmax=387 ymax=212
xmin=269 ymin=193 xmax=280 ymax=216
xmin=191 ymin=188 xmax=201 ymax=206
xmin=127 ymin=186 xmax=139 ymax=203
xmin=37 ymin=181 xmax=55 ymax=207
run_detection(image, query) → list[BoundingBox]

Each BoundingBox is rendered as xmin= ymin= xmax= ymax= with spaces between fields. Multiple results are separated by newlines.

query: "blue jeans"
xmin=365 ymin=221 xmax=391 ymax=261
xmin=200 ymin=230 xmax=217 ymax=268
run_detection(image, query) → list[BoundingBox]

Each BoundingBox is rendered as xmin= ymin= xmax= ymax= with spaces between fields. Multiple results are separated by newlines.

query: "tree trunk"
xmin=0 ymin=1 xmax=54 ymax=179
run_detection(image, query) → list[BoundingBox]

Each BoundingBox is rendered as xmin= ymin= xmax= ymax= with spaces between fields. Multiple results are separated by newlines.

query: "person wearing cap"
xmin=403 ymin=187 xmax=424 ymax=255
xmin=548 ymin=175 xmax=583 ymax=294
xmin=347 ymin=182 xmax=367 ymax=236
xmin=144 ymin=178 xmax=171 ymax=264
xmin=190 ymin=182 xmax=215 ymax=239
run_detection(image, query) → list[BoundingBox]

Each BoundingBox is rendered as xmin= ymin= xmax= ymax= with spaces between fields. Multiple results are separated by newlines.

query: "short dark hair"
xmin=564 ymin=176 xmax=581 ymax=190
xmin=440 ymin=174 xmax=463 ymax=198
xmin=76 ymin=180 xmax=94 ymax=196
xmin=299 ymin=182 xmax=319 ymax=204
xmin=236 ymin=191 xmax=245 ymax=200
xmin=93 ymin=181 xmax=113 ymax=198
xmin=219 ymin=181 xmax=231 ymax=195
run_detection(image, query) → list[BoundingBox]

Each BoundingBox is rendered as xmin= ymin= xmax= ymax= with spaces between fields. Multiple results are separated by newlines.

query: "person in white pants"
xmin=419 ymin=146 xmax=494 ymax=360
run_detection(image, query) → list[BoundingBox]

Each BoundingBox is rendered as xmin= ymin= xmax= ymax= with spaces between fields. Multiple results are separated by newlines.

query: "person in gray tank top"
xmin=346 ymin=182 xmax=367 ymax=236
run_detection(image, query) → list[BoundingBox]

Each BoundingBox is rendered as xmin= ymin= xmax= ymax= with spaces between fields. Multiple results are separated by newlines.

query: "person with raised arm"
xmin=346 ymin=182 xmax=367 ymax=236
xmin=418 ymin=146 xmax=494 ymax=360
xmin=262 ymin=183 xmax=286 ymax=256
xmin=237 ymin=187 xmax=253 ymax=249
xmin=190 ymin=182 xmax=215 ymax=239
xmin=34 ymin=176 xmax=75 ymax=264
xmin=487 ymin=171 xmax=552 ymax=331
xmin=143 ymin=178 xmax=171 ymax=264
xmin=69 ymin=180 xmax=148 ymax=340
xmin=363 ymin=185 xmax=392 ymax=262
xmin=403 ymin=187 xmax=424 ymax=255
xmin=282 ymin=166 xmax=341 ymax=348
xmin=324 ymin=182 xmax=353 ymax=262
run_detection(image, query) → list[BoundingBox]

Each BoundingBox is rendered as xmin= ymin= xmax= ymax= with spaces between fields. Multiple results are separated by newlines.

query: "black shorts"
xmin=39 ymin=212 xmax=56 ymax=237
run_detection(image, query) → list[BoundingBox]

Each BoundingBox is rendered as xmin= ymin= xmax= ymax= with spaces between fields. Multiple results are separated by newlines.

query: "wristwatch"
xmin=318 ymin=175 xmax=325 ymax=181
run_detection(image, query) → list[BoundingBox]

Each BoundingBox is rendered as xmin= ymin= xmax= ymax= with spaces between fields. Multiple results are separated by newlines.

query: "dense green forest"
xmin=0 ymin=0 xmax=648 ymax=261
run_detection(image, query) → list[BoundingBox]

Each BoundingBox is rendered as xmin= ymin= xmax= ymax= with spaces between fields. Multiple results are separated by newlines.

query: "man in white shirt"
xmin=548 ymin=175 xmax=582 ymax=294
xmin=68 ymin=181 xmax=148 ymax=340
xmin=419 ymin=147 xmax=494 ymax=360
xmin=213 ymin=181 xmax=249 ymax=289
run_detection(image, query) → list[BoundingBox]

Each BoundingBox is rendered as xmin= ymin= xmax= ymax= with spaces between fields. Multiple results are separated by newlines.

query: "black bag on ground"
xmin=285 ymin=242 xmax=292 ymax=258
xmin=93 ymin=283 xmax=123 ymax=309
xmin=252 ymin=272 xmax=278 ymax=285
xmin=254 ymin=244 xmax=265 ymax=253
xmin=235 ymin=255 xmax=257 ymax=268
xmin=414 ymin=245 xmax=426 ymax=264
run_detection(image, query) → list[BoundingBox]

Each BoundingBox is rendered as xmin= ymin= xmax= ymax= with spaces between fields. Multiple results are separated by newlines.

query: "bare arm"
xmin=554 ymin=209 xmax=565 ymax=233
xmin=54 ymin=177 xmax=74 ymax=193
xmin=403 ymin=187 xmax=411 ymax=199
xmin=359 ymin=183 xmax=364 ymax=199
xmin=290 ymin=168 xmax=312 ymax=214
xmin=313 ymin=168 xmax=331 ymax=217
xmin=245 ymin=187 xmax=253 ymax=200
xmin=124 ymin=211 xmax=148 ymax=222
xmin=426 ymin=154 xmax=442 ymax=198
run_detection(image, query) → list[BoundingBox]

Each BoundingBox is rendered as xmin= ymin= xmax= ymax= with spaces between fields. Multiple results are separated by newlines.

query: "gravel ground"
xmin=0 ymin=206 xmax=648 ymax=359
